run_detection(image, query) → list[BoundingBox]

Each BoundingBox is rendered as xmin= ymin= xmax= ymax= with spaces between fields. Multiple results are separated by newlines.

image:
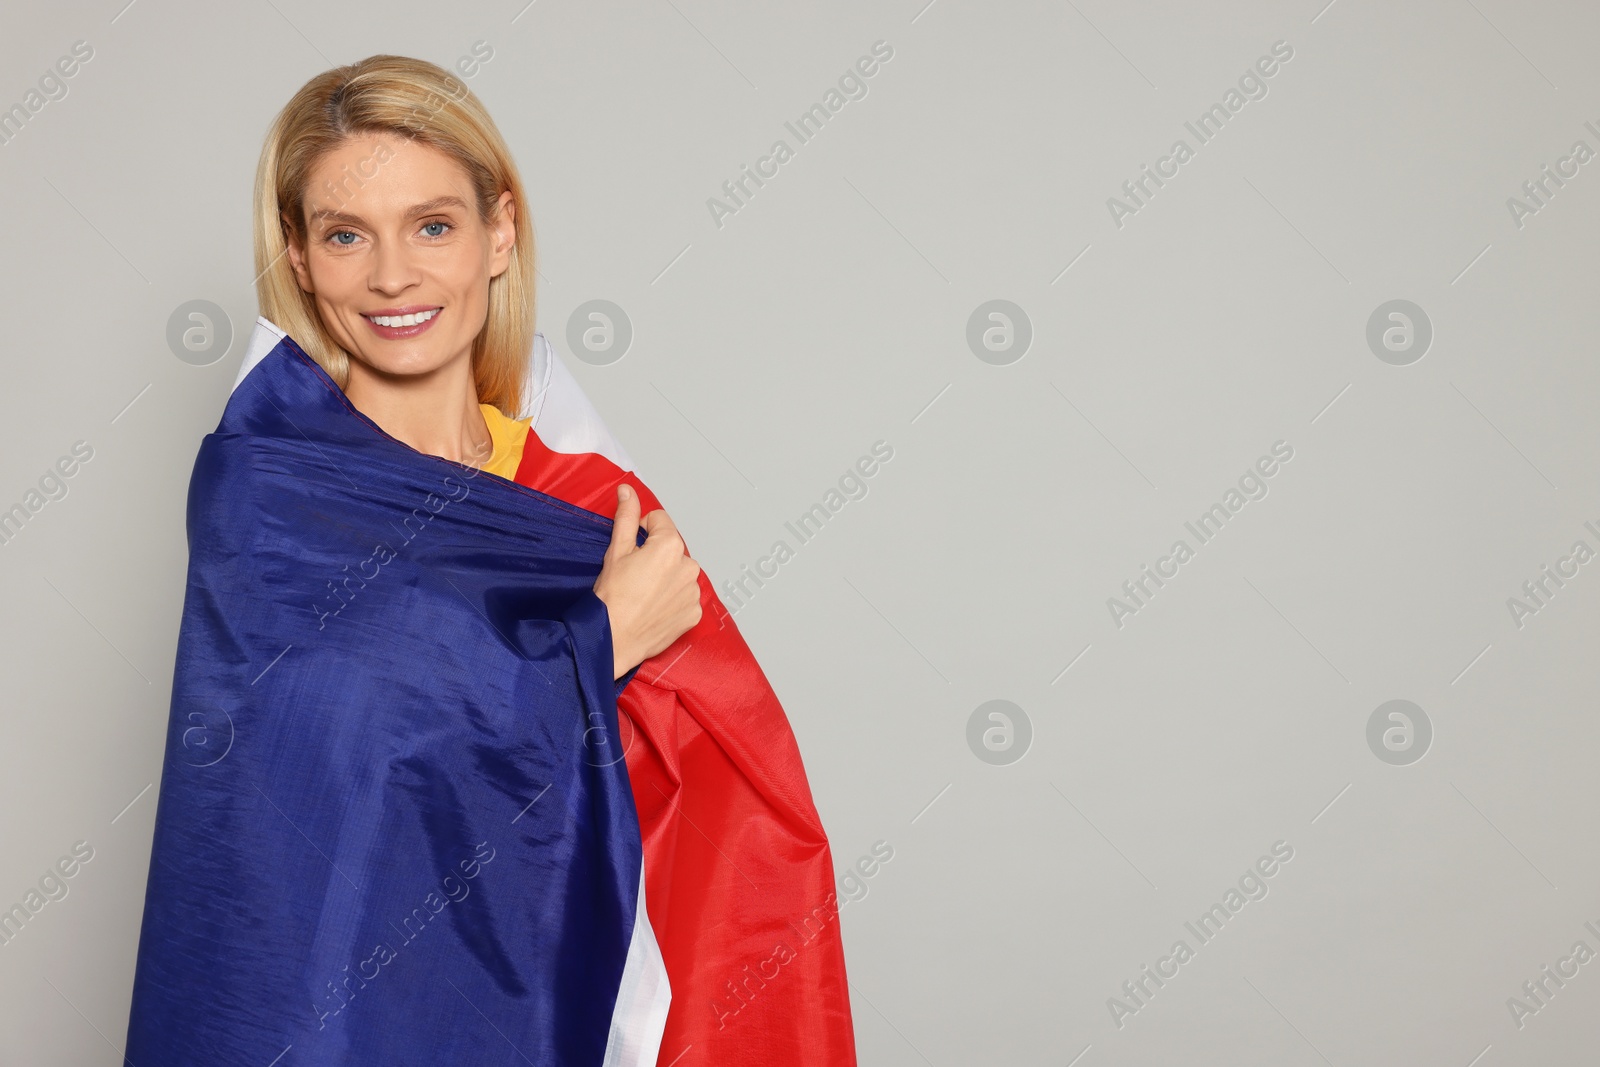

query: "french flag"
xmin=206 ymin=318 xmax=860 ymax=1065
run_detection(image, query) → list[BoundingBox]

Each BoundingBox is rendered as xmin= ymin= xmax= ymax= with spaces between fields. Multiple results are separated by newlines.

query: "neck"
xmin=343 ymin=356 xmax=492 ymax=470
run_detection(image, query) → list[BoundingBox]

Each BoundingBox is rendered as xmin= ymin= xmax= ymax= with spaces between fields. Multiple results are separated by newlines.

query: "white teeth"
xmin=368 ymin=308 xmax=440 ymax=327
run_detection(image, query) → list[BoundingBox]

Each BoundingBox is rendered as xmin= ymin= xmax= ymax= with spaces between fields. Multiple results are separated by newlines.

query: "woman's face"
xmin=285 ymin=134 xmax=515 ymax=384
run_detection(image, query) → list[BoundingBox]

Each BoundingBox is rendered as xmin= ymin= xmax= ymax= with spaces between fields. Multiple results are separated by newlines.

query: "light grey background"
xmin=2 ymin=1 xmax=1597 ymax=1063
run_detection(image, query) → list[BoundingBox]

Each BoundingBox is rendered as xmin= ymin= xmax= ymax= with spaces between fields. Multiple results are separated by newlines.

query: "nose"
xmin=367 ymin=233 xmax=421 ymax=295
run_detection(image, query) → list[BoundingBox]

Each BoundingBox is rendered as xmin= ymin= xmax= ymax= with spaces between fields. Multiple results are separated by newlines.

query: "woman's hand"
xmin=593 ymin=483 xmax=703 ymax=680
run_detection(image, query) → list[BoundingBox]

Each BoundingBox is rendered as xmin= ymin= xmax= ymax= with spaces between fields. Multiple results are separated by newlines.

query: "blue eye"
xmin=422 ymin=221 xmax=450 ymax=237
xmin=330 ymin=231 xmax=357 ymax=246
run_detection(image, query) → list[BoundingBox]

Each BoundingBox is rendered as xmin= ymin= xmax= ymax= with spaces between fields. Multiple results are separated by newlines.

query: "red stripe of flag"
xmin=513 ymin=428 xmax=858 ymax=1066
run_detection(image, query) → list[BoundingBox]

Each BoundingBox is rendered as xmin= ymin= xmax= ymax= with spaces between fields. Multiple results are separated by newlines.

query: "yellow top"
xmin=476 ymin=402 xmax=532 ymax=481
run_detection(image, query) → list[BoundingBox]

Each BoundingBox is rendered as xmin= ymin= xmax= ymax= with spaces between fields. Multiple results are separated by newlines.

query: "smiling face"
xmin=284 ymin=133 xmax=515 ymax=386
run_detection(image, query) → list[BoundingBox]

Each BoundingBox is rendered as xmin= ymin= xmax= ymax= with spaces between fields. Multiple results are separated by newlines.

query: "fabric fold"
xmin=126 ymin=333 xmax=646 ymax=1065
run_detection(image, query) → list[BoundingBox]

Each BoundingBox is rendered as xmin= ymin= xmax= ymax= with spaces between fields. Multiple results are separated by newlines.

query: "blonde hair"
xmin=252 ymin=54 xmax=535 ymax=415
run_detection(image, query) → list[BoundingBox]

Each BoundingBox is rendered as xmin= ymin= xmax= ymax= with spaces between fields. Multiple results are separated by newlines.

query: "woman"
xmin=126 ymin=55 xmax=856 ymax=1066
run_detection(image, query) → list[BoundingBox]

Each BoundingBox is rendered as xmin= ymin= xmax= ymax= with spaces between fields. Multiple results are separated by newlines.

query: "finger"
xmin=607 ymin=483 xmax=641 ymax=554
xmin=641 ymin=511 xmax=688 ymax=559
xmin=639 ymin=507 xmax=677 ymax=537
xmin=640 ymin=526 xmax=686 ymax=560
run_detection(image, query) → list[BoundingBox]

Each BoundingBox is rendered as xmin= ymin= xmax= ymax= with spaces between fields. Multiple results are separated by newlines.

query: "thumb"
xmin=607 ymin=482 xmax=640 ymax=555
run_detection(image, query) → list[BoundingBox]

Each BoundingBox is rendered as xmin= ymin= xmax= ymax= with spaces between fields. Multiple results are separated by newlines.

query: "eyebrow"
xmin=307 ymin=195 xmax=470 ymax=227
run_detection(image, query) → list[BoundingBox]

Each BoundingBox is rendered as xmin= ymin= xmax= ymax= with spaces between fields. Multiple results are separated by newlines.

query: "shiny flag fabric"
xmin=126 ymin=319 xmax=857 ymax=1066
xmin=506 ymin=332 xmax=860 ymax=1067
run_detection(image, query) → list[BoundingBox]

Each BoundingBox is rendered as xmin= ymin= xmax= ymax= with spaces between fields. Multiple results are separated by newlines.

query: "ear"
xmin=282 ymin=213 xmax=314 ymax=292
xmin=488 ymin=190 xmax=516 ymax=279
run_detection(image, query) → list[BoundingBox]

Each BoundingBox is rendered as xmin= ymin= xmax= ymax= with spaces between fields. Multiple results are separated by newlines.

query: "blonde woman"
xmin=124 ymin=55 xmax=856 ymax=1066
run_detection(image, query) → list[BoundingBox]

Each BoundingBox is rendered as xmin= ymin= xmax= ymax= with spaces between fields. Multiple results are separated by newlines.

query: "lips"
xmin=362 ymin=306 xmax=442 ymax=340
